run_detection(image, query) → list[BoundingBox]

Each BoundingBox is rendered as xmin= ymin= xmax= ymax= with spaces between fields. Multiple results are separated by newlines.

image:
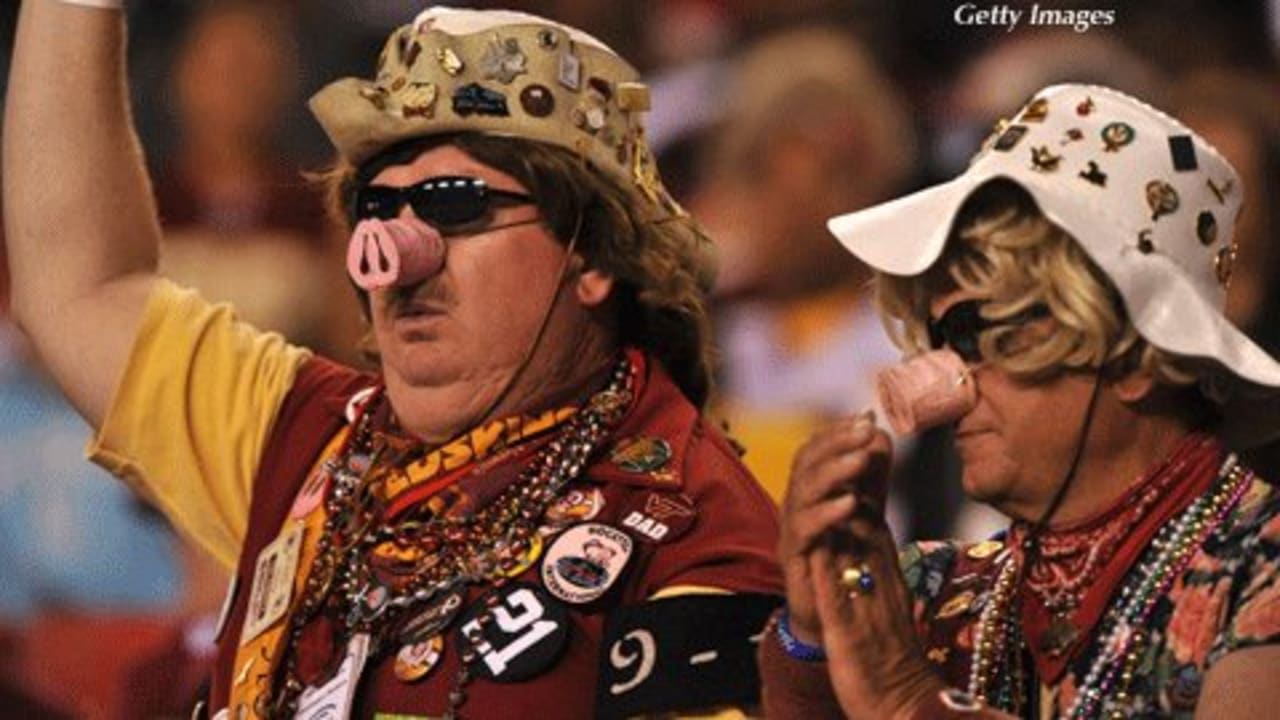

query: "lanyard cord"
xmin=1020 ymin=369 xmax=1105 ymax=568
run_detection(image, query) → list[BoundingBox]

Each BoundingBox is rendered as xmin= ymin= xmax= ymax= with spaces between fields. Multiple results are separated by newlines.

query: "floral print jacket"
xmin=902 ymin=476 xmax=1280 ymax=718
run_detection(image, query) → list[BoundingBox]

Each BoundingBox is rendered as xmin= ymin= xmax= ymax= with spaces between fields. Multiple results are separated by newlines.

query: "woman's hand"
xmin=781 ymin=413 xmax=943 ymax=717
xmin=777 ymin=412 xmax=879 ymax=645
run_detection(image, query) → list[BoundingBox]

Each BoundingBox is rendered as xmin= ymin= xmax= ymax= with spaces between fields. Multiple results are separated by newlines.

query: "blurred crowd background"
xmin=0 ymin=1 xmax=1276 ymax=717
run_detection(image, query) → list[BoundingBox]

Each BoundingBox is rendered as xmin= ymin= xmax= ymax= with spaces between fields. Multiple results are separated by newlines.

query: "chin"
xmin=380 ymin=345 xmax=460 ymax=388
xmin=957 ymin=451 xmax=1018 ymax=504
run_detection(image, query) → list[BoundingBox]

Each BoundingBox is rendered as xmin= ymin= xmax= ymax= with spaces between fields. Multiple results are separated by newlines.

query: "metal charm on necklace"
xmin=1040 ymin=613 xmax=1081 ymax=657
xmin=397 ymin=588 xmax=467 ymax=645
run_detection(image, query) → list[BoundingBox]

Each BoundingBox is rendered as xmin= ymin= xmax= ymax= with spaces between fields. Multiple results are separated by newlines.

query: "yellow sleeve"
xmin=88 ymin=279 xmax=310 ymax=570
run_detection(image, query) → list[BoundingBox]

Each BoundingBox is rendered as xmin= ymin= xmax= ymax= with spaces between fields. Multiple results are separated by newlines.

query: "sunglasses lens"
xmin=355 ymin=177 xmax=530 ymax=233
xmin=410 ymin=181 xmax=489 ymax=228
xmin=929 ymin=301 xmax=985 ymax=363
xmin=354 ymin=186 xmax=404 ymax=221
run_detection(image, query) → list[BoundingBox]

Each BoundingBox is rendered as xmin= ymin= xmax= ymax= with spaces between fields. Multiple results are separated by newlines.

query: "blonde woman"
xmin=762 ymin=85 xmax=1280 ymax=717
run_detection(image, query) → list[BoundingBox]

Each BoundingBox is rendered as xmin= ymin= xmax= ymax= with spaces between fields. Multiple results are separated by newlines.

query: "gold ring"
xmin=839 ymin=564 xmax=875 ymax=597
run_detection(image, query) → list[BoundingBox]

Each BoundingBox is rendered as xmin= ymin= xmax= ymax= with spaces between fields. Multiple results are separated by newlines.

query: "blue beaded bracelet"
xmin=775 ymin=608 xmax=826 ymax=662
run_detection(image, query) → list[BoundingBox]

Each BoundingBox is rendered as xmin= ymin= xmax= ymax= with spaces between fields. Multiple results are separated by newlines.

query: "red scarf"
xmin=1011 ymin=433 xmax=1223 ymax=682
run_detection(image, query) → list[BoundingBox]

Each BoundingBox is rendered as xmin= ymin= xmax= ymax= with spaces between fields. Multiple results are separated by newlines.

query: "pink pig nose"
xmin=876 ymin=349 xmax=977 ymax=435
xmin=346 ymin=217 xmax=446 ymax=291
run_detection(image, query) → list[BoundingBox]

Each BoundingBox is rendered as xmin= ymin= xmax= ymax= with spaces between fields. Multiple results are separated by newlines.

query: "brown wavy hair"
xmin=318 ymin=132 xmax=717 ymax=408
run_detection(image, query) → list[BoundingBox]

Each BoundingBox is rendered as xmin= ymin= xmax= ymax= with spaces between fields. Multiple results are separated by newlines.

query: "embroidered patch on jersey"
xmin=617 ymin=492 xmax=697 ymax=544
xmin=609 ymin=436 xmax=673 ymax=475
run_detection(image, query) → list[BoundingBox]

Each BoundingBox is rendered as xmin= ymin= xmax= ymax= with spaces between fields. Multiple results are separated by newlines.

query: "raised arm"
xmin=3 ymin=0 xmax=159 ymax=427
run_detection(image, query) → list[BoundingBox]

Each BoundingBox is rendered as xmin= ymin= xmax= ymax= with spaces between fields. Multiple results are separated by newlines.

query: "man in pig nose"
xmin=3 ymin=3 xmax=783 ymax=718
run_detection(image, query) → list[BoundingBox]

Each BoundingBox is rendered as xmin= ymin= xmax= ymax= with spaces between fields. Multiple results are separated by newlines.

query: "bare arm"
xmin=3 ymin=0 xmax=159 ymax=427
xmin=1196 ymin=645 xmax=1280 ymax=719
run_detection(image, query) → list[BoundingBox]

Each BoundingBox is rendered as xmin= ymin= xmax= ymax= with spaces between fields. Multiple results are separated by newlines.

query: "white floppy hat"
xmin=828 ymin=83 xmax=1280 ymax=445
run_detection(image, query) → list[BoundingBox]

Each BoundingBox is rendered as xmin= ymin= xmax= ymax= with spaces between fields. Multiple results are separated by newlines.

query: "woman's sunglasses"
xmin=353 ymin=176 xmax=535 ymax=234
xmin=928 ymin=300 xmax=1051 ymax=363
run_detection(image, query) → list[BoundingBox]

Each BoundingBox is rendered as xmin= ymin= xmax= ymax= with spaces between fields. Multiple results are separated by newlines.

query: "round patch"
xmin=609 ymin=436 xmax=673 ymax=474
xmin=397 ymin=589 xmax=466 ymax=644
xmin=544 ymin=487 xmax=605 ymax=527
xmin=1101 ymin=121 xmax=1136 ymax=152
xmin=289 ymin=465 xmax=330 ymax=519
xmin=394 ymin=634 xmax=444 ymax=683
xmin=541 ymin=523 xmax=633 ymax=604
xmin=617 ymin=492 xmax=697 ymax=544
xmin=520 ymin=84 xmax=555 ymax=118
xmin=537 ymin=28 xmax=559 ymax=50
xmin=455 ymin=583 xmax=570 ymax=683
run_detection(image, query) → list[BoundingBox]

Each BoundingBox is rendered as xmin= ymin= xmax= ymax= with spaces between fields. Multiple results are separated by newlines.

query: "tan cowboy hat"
xmin=308 ymin=7 xmax=685 ymax=223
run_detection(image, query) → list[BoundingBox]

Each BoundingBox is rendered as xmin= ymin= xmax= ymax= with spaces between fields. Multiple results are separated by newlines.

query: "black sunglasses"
xmin=928 ymin=300 xmax=1051 ymax=363
xmin=353 ymin=175 xmax=535 ymax=233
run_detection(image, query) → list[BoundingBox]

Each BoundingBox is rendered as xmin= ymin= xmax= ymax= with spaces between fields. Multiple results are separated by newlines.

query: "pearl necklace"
xmin=967 ymin=454 xmax=1252 ymax=716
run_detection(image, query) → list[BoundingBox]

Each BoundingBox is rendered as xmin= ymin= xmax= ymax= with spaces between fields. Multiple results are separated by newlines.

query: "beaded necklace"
xmin=265 ymin=356 xmax=634 ymax=718
xmin=966 ymin=454 xmax=1252 ymax=717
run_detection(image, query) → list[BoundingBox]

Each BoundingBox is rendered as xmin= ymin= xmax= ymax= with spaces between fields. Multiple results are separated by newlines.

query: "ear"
xmin=575 ymin=268 xmax=614 ymax=307
xmin=1111 ymin=362 xmax=1159 ymax=404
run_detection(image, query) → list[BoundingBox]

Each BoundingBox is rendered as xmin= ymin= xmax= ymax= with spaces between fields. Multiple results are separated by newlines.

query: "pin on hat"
xmin=826 ymin=83 xmax=1280 ymax=446
xmin=308 ymin=7 xmax=686 ymax=223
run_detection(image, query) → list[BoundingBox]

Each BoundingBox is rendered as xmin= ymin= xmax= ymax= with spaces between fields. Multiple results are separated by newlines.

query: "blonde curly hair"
xmin=878 ymin=180 xmax=1204 ymax=390
xmin=320 ymin=132 xmax=718 ymax=408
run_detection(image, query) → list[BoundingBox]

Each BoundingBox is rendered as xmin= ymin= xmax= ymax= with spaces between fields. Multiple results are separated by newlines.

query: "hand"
xmin=810 ymin=536 xmax=943 ymax=718
xmin=790 ymin=420 xmax=941 ymax=718
xmin=777 ymin=411 xmax=885 ymax=645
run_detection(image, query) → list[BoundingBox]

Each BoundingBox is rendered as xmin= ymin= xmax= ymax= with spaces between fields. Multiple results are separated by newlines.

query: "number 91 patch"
xmin=455 ymin=583 xmax=570 ymax=683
